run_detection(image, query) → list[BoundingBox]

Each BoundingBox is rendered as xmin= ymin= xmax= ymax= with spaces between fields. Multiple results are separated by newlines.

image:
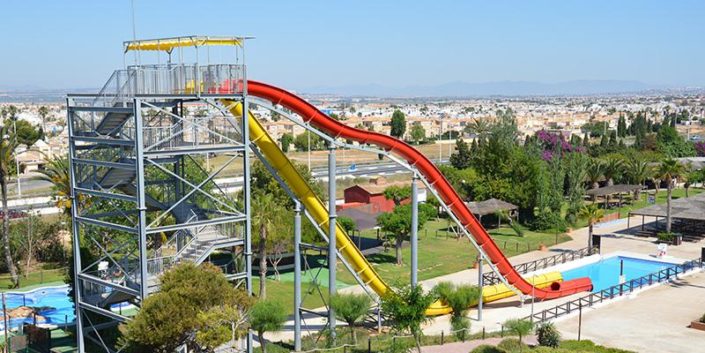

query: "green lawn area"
xmin=336 ymin=219 xmax=570 ymax=286
xmin=253 ymin=278 xmax=329 ymax=316
xmin=0 ymin=268 xmax=66 ymax=292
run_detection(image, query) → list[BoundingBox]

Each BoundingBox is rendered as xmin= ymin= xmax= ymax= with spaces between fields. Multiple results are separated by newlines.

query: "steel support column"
xmin=134 ymin=99 xmax=149 ymax=300
xmin=477 ymin=256 xmax=483 ymax=321
xmin=327 ymin=145 xmax=337 ymax=339
xmin=242 ymin=61 xmax=254 ymax=353
xmin=67 ymin=101 xmax=85 ymax=353
xmin=411 ymin=175 xmax=419 ymax=287
xmin=293 ymin=200 xmax=302 ymax=351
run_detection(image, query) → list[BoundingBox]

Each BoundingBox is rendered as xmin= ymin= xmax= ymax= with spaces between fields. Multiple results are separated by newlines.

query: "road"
xmin=8 ymin=159 xmax=450 ymax=209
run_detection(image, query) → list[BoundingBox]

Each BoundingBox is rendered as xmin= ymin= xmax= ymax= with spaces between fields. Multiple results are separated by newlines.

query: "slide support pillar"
xmin=477 ymin=255 xmax=483 ymax=321
xmin=293 ymin=200 xmax=302 ymax=351
xmin=411 ymin=175 xmax=419 ymax=287
xmin=327 ymin=145 xmax=337 ymax=340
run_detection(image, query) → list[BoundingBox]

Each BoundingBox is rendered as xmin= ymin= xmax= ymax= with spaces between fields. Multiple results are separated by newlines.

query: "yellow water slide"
xmin=223 ymin=101 xmax=561 ymax=314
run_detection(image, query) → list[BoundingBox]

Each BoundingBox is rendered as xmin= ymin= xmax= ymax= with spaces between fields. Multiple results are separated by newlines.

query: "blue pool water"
xmin=2 ymin=285 xmax=75 ymax=330
xmin=562 ymin=256 xmax=672 ymax=292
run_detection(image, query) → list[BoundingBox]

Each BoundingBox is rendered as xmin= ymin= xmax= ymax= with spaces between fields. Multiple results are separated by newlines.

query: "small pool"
xmin=2 ymin=285 xmax=75 ymax=330
xmin=562 ymin=256 xmax=673 ymax=292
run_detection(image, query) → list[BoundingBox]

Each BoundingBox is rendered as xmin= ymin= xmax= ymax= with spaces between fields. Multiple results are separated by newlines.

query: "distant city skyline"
xmin=1 ymin=0 xmax=704 ymax=92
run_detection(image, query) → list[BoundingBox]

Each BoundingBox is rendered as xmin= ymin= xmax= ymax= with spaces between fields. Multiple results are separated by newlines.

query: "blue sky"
xmin=1 ymin=0 xmax=704 ymax=90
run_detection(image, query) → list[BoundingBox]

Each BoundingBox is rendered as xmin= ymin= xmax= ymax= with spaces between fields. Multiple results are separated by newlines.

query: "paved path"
xmin=555 ymin=271 xmax=705 ymax=353
xmin=421 ymin=336 xmax=537 ymax=353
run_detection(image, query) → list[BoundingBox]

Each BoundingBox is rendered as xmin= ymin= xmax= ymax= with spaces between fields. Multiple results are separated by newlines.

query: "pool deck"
xmin=264 ymin=215 xmax=705 ymax=350
xmin=555 ymin=271 xmax=705 ymax=353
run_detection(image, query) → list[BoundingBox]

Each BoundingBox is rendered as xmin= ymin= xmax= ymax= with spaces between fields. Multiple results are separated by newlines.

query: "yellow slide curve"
xmin=224 ymin=101 xmax=561 ymax=315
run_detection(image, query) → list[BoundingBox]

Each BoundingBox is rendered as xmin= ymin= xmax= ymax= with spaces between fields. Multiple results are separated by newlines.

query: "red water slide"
xmin=247 ymin=80 xmax=592 ymax=299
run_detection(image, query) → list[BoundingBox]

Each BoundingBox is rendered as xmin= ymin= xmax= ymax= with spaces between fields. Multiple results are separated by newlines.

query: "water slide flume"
xmin=225 ymin=101 xmax=566 ymax=315
xmin=222 ymin=81 xmax=591 ymax=311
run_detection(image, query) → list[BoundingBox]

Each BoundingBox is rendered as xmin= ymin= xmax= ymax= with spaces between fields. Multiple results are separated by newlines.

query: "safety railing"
xmin=482 ymin=246 xmax=596 ymax=285
xmin=526 ymin=257 xmax=703 ymax=323
xmin=89 ymin=64 xmax=244 ymax=106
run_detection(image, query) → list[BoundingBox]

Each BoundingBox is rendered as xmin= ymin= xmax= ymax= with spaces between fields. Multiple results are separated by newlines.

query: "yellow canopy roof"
xmin=124 ymin=36 xmax=246 ymax=53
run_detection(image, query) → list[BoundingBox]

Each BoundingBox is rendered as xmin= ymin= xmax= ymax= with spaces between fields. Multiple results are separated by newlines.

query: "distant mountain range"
xmin=302 ymin=80 xmax=680 ymax=97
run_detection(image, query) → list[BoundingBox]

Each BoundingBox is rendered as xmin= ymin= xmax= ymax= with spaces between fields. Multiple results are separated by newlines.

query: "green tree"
xmin=410 ymin=122 xmax=425 ymax=144
xmin=617 ymin=114 xmax=627 ymax=138
xmin=330 ymin=293 xmax=371 ymax=344
xmin=579 ymin=204 xmax=604 ymax=249
xmin=503 ymin=319 xmax=534 ymax=352
xmin=0 ymin=124 xmax=18 ymax=287
xmin=252 ymin=191 xmax=285 ymax=298
xmin=624 ymin=156 xmax=651 ymax=200
xmin=38 ymin=106 xmax=49 ymax=136
xmin=434 ymin=282 xmax=480 ymax=340
xmin=655 ymin=159 xmax=686 ymax=233
xmin=383 ymin=185 xmax=412 ymax=206
xmin=250 ymin=300 xmax=287 ymax=353
xmin=390 ymin=110 xmax=406 ymax=138
xmin=5 ymin=118 xmax=42 ymax=147
xmin=294 ymin=131 xmax=324 ymax=152
xmin=279 ymin=133 xmax=293 ymax=153
xmin=122 ymin=263 xmax=252 ymax=352
xmin=338 ymin=216 xmax=356 ymax=234
xmin=377 ymin=204 xmax=436 ymax=265
xmin=381 ymin=283 xmax=437 ymax=353
xmin=602 ymin=157 xmax=623 ymax=186
xmin=564 ymin=153 xmax=589 ymax=225
xmin=35 ymin=155 xmax=72 ymax=216
xmin=464 ymin=118 xmax=491 ymax=141
xmin=586 ymin=159 xmax=604 ymax=189
xmin=449 ymin=138 xmax=471 ymax=169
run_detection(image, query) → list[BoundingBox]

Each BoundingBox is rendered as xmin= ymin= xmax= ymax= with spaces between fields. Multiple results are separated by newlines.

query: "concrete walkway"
xmin=554 ymin=271 xmax=705 ymax=353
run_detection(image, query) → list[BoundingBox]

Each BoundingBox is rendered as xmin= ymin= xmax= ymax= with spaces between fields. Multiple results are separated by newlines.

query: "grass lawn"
xmin=336 ymin=219 xmax=570 ymax=286
xmin=252 ymin=278 xmax=329 ymax=316
xmin=0 ymin=268 xmax=66 ymax=291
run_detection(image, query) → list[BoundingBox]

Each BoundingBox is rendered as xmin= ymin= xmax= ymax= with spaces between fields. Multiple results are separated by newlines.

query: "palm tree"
xmin=586 ymin=159 xmax=604 ymax=190
xmin=624 ymin=157 xmax=650 ymax=201
xmin=464 ymin=118 xmax=491 ymax=141
xmin=251 ymin=191 xmax=283 ymax=299
xmin=579 ymin=204 xmax=604 ymax=249
xmin=35 ymin=155 xmax=72 ymax=216
xmin=602 ymin=157 xmax=624 ymax=186
xmin=38 ymin=106 xmax=49 ymax=136
xmin=0 ymin=124 xmax=19 ymax=287
xmin=656 ymin=159 xmax=686 ymax=233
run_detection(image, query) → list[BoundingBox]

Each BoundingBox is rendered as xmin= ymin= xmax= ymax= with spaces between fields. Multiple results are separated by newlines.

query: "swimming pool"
xmin=561 ymin=256 xmax=673 ymax=292
xmin=2 ymin=285 xmax=75 ymax=330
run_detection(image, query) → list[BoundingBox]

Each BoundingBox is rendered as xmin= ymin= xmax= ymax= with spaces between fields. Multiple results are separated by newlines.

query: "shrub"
xmin=329 ymin=293 xmax=371 ymax=344
xmin=470 ymin=345 xmax=506 ymax=353
xmin=657 ymin=232 xmax=675 ymax=243
xmin=560 ymin=340 xmax=636 ymax=353
xmin=700 ymin=313 xmax=705 ymax=323
xmin=503 ymin=319 xmax=533 ymax=353
xmin=451 ymin=315 xmax=470 ymax=341
xmin=536 ymin=322 xmax=561 ymax=348
xmin=433 ymin=281 xmax=455 ymax=302
xmin=251 ymin=300 xmax=288 ymax=353
xmin=496 ymin=338 xmax=528 ymax=353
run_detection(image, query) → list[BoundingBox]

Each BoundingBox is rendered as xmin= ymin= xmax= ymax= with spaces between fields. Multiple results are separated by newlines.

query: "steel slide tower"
xmin=67 ymin=36 xmax=253 ymax=352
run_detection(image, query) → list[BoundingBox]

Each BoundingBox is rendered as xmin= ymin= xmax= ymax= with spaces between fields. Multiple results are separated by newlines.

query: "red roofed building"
xmin=339 ymin=177 xmax=426 ymax=214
